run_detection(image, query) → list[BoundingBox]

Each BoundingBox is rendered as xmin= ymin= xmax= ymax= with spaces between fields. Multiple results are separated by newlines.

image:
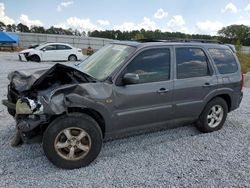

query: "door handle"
xmin=157 ymin=88 xmax=169 ymax=94
xmin=203 ymin=83 xmax=216 ymax=87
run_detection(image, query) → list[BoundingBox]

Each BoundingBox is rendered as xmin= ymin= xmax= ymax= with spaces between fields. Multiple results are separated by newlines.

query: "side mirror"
xmin=122 ymin=73 xmax=139 ymax=85
xmin=41 ymin=48 xmax=46 ymax=52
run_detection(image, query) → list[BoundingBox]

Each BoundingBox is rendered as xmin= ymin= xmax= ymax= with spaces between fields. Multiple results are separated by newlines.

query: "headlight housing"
xmin=16 ymin=97 xmax=43 ymax=115
xmin=24 ymin=52 xmax=29 ymax=57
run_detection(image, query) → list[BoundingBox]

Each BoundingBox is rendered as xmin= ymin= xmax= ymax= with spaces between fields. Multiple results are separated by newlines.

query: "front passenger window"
xmin=43 ymin=45 xmax=57 ymax=51
xmin=125 ymin=48 xmax=170 ymax=84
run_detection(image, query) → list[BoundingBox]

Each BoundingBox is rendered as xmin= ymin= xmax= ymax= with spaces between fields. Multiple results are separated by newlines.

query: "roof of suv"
xmin=112 ymin=40 xmax=234 ymax=51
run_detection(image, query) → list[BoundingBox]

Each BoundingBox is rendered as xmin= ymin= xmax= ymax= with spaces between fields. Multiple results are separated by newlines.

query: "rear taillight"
xmin=240 ymin=73 xmax=244 ymax=90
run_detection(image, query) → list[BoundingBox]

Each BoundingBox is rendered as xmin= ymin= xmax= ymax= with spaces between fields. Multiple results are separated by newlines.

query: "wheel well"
xmin=28 ymin=54 xmax=41 ymax=62
xmin=39 ymin=108 xmax=105 ymax=140
xmin=67 ymin=107 xmax=105 ymax=137
xmin=68 ymin=54 xmax=77 ymax=60
xmin=212 ymin=94 xmax=232 ymax=111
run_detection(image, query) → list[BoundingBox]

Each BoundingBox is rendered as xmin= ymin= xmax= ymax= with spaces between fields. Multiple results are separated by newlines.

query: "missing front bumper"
xmin=17 ymin=115 xmax=47 ymax=132
xmin=2 ymin=98 xmax=47 ymax=132
xmin=18 ymin=54 xmax=28 ymax=62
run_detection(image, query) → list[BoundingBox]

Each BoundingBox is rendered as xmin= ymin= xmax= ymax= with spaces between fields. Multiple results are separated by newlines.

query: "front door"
xmin=113 ymin=47 xmax=174 ymax=132
xmin=41 ymin=45 xmax=57 ymax=61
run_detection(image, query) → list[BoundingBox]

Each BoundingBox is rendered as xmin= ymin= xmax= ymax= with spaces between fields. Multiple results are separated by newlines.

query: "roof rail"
xmin=135 ymin=38 xmax=223 ymax=44
xmin=134 ymin=39 xmax=165 ymax=42
xmin=165 ymin=39 xmax=223 ymax=44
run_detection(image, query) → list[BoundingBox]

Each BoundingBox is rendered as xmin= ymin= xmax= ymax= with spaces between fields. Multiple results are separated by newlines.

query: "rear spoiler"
xmin=225 ymin=44 xmax=236 ymax=53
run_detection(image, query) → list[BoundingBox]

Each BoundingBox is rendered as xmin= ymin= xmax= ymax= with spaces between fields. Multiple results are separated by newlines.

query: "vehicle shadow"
xmin=0 ymin=122 xmax=201 ymax=169
xmin=100 ymin=124 xmax=201 ymax=158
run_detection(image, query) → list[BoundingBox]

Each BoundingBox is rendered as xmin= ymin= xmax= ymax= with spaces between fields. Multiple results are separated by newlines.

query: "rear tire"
xmin=42 ymin=113 xmax=102 ymax=169
xmin=196 ymin=97 xmax=228 ymax=133
xmin=68 ymin=55 xmax=77 ymax=61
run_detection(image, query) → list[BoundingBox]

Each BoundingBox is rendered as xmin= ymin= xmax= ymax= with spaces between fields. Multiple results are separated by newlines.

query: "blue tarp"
xmin=0 ymin=32 xmax=19 ymax=44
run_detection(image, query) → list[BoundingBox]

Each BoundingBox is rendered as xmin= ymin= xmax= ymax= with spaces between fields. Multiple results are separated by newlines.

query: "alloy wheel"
xmin=54 ymin=127 xmax=91 ymax=161
xmin=207 ymin=105 xmax=224 ymax=128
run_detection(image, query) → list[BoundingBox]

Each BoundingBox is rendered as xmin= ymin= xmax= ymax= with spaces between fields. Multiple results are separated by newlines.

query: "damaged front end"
xmin=18 ymin=49 xmax=40 ymax=62
xmin=2 ymin=63 xmax=96 ymax=144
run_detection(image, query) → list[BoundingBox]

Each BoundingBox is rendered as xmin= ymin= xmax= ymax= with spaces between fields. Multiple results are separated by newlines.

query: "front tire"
xmin=30 ymin=55 xmax=41 ymax=62
xmin=196 ymin=97 xmax=228 ymax=133
xmin=42 ymin=113 xmax=102 ymax=169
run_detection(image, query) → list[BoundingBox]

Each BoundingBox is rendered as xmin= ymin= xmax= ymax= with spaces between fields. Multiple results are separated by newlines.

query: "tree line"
xmin=1 ymin=21 xmax=250 ymax=46
xmin=0 ymin=22 xmax=86 ymax=36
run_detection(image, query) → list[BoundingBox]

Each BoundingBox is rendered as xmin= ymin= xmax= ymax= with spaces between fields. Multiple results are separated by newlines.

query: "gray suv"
xmin=2 ymin=40 xmax=243 ymax=169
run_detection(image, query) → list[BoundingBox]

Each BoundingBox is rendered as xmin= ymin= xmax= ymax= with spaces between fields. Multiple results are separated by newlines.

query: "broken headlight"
xmin=16 ymin=97 xmax=43 ymax=115
xmin=24 ymin=52 xmax=29 ymax=57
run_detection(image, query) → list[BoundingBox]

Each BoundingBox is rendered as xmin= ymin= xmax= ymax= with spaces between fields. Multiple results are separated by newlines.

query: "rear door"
xmin=41 ymin=45 xmax=57 ymax=61
xmin=173 ymin=46 xmax=218 ymax=119
xmin=56 ymin=45 xmax=73 ymax=61
xmin=113 ymin=47 xmax=175 ymax=131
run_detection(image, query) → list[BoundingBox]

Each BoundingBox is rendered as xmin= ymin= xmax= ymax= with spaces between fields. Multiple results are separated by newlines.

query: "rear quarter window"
xmin=208 ymin=49 xmax=238 ymax=74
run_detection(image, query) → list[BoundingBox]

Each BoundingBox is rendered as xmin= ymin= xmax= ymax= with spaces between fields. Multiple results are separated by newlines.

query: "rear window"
xmin=57 ymin=45 xmax=72 ymax=50
xmin=209 ymin=49 xmax=238 ymax=74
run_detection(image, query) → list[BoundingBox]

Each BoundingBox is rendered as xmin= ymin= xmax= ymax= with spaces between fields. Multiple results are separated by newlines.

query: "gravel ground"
xmin=0 ymin=52 xmax=249 ymax=188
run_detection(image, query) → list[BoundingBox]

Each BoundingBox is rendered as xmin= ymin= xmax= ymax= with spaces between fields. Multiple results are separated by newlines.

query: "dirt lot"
xmin=0 ymin=52 xmax=249 ymax=187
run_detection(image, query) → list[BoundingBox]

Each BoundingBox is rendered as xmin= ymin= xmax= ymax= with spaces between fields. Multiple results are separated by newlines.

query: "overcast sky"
xmin=1 ymin=0 xmax=250 ymax=35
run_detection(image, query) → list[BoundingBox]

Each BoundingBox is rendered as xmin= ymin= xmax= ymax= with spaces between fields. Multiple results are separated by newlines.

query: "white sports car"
xmin=19 ymin=42 xmax=85 ymax=62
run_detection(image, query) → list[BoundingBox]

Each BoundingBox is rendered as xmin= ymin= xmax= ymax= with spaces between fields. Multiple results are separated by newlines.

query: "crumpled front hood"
xmin=8 ymin=63 xmax=91 ymax=92
xmin=19 ymin=49 xmax=36 ymax=54
xmin=8 ymin=68 xmax=48 ymax=92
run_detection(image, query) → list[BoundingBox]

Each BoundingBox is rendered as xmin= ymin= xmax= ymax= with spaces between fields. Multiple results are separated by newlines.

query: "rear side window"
xmin=126 ymin=48 xmax=170 ymax=83
xmin=57 ymin=45 xmax=72 ymax=50
xmin=176 ymin=47 xmax=210 ymax=79
xmin=209 ymin=49 xmax=238 ymax=74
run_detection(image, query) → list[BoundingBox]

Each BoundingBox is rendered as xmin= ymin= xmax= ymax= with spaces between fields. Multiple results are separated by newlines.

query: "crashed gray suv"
xmin=2 ymin=40 xmax=243 ymax=169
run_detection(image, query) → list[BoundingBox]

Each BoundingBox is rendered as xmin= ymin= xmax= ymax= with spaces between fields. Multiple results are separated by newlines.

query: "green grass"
xmin=237 ymin=52 xmax=250 ymax=73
